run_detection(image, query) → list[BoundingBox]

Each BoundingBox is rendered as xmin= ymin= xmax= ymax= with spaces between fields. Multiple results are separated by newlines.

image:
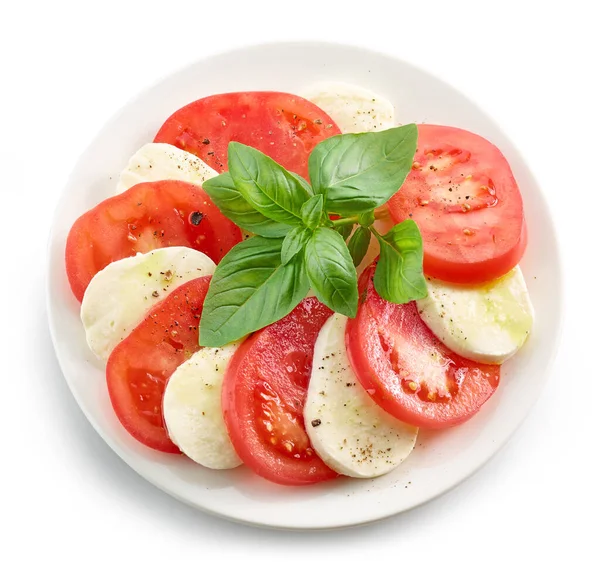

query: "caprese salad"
xmin=64 ymin=81 xmax=533 ymax=485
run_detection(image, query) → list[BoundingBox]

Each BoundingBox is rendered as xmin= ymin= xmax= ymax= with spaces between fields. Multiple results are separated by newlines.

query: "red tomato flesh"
xmin=106 ymin=276 xmax=210 ymax=453
xmin=222 ymin=298 xmax=337 ymax=485
xmin=65 ymin=180 xmax=241 ymax=301
xmin=346 ymin=265 xmax=500 ymax=429
xmin=387 ymin=125 xmax=526 ymax=284
xmin=154 ymin=92 xmax=341 ymax=179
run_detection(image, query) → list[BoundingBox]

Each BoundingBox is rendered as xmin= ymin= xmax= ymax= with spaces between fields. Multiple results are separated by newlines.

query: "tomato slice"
xmin=222 ymin=298 xmax=337 ymax=485
xmin=106 ymin=276 xmax=210 ymax=453
xmin=387 ymin=125 xmax=526 ymax=284
xmin=346 ymin=264 xmax=500 ymax=429
xmin=154 ymin=92 xmax=341 ymax=179
xmin=65 ymin=180 xmax=241 ymax=301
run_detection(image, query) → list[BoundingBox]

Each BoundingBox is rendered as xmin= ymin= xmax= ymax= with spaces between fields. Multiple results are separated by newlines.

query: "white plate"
xmin=47 ymin=41 xmax=563 ymax=530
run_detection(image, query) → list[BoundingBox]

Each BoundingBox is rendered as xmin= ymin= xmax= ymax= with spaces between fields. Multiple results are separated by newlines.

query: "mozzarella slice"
xmin=115 ymin=143 xmax=218 ymax=194
xmin=305 ymin=314 xmax=417 ymax=478
xmin=81 ymin=247 xmax=215 ymax=361
xmin=416 ymin=266 xmax=534 ymax=364
xmin=301 ymin=81 xmax=395 ymax=134
xmin=163 ymin=344 xmax=242 ymax=470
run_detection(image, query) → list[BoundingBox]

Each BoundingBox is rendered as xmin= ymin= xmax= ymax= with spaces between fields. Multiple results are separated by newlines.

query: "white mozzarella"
xmin=81 ymin=247 xmax=215 ymax=361
xmin=115 ymin=143 xmax=218 ymax=194
xmin=301 ymin=81 xmax=395 ymax=134
xmin=163 ymin=344 xmax=242 ymax=470
xmin=305 ymin=314 xmax=417 ymax=478
xmin=416 ymin=266 xmax=534 ymax=364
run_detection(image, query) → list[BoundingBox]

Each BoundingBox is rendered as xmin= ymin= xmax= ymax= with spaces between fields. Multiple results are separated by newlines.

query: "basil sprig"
xmin=199 ymin=126 xmax=426 ymax=347
xmin=202 ymin=173 xmax=293 ymax=237
xmin=373 ymin=220 xmax=428 ymax=304
xmin=347 ymin=226 xmax=372 ymax=268
xmin=305 ymin=227 xmax=358 ymax=317
xmin=198 ymin=236 xmax=309 ymax=347
xmin=308 ymin=124 xmax=418 ymax=214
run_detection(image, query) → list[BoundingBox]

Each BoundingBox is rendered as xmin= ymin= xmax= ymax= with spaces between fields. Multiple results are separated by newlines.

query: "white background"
xmin=1 ymin=1 xmax=597 ymax=571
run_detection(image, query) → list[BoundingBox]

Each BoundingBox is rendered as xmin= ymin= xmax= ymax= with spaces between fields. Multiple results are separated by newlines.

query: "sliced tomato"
xmin=387 ymin=125 xmax=526 ymax=284
xmin=222 ymin=298 xmax=337 ymax=485
xmin=346 ymin=264 xmax=500 ymax=429
xmin=65 ymin=180 xmax=241 ymax=301
xmin=106 ymin=276 xmax=210 ymax=453
xmin=154 ymin=92 xmax=341 ymax=179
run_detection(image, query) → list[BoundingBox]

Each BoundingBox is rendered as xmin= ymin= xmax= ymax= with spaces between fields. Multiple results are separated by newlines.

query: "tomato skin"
xmin=106 ymin=276 xmax=210 ymax=453
xmin=387 ymin=124 xmax=526 ymax=284
xmin=154 ymin=92 xmax=341 ymax=179
xmin=222 ymin=298 xmax=337 ymax=485
xmin=346 ymin=265 xmax=500 ymax=429
xmin=65 ymin=180 xmax=242 ymax=301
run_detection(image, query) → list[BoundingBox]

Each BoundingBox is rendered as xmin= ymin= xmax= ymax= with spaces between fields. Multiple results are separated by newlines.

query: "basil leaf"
xmin=281 ymin=226 xmax=311 ymax=265
xmin=335 ymin=222 xmax=354 ymax=241
xmin=301 ymin=195 xmax=324 ymax=229
xmin=290 ymin=172 xmax=313 ymax=196
xmin=304 ymin=227 xmax=358 ymax=318
xmin=228 ymin=142 xmax=311 ymax=225
xmin=358 ymin=210 xmax=375 ymax=227
xmin=308 ymin=124 xmax=418 ymax=215
xmin=373 ymin=219 xmax=427 ymax=304
xmin=202 ymin=173 xmax=293 ymax=237
xmin=347 ymin=226 xmax=371 ymax=267
xmin=199 ymin=236 xmax=310 ymax=347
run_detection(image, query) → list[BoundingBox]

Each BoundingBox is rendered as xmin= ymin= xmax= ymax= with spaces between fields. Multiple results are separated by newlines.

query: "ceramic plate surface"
xmin=47 ymin=41 xmax=562 ymax=530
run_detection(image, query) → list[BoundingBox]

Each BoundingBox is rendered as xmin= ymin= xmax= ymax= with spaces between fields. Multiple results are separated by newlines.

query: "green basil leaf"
xmin=281 ymin=226 xmax=311 ymax=265
xmin=308 ymin=124 xmax=418 ymax=215
xmin=373 ymin=219 xmax=427 ymax=304
xmin=290 ymin=172 xmax=313 ymax=196
xmin=358 ymin=210 xmax=375 ymax=227
xmin=335 ymin=222 xmax=354 ymax=241
xmin=228 ymin=142 xmax=311 ymax=225
xmin=301 ymin=195 xmax=324 ymax=229
xmin=347 ymin=226 xmax=371 ymax=267
xmin=202 ymin=173 xmax=293 ymax=237
xmin=199 ymin=236 xmax=310 ymax=347
xmin=304 ymin=227 xmax=358 ymax=318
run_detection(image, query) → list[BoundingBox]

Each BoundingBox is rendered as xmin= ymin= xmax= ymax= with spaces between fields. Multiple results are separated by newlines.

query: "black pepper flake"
xmin=202 ymin=138 xmax=210 ymax=144
xmin=207 ymin=151 xmax=215 ymax=156
xmin=311 ymin=419 xmax=322 ymax=427
xmin=190 ymin=211 xmax=204 ymax=226
xmin=152 ymin=291 xmax=159 ymax=298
